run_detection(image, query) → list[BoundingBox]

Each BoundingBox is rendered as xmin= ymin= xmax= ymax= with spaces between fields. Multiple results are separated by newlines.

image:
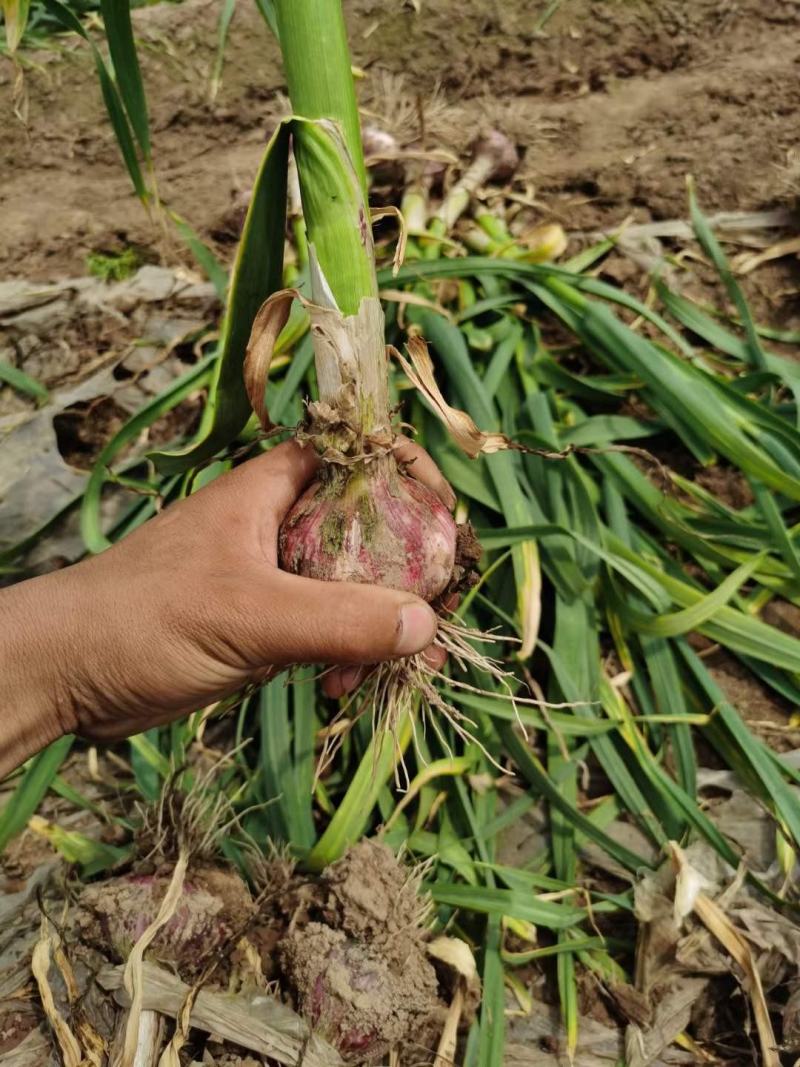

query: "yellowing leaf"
xmin=2 ymin=0 xmax=30 ymax=52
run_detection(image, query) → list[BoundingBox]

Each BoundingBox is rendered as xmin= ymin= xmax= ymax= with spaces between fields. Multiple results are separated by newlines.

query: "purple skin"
xmin=280 ymin=465 xmax=457 ymax=604
xmin=82 ymin=873 xmax=242 ymax=969
xmin=308 ymin=943 xmax=384 ymax=1058
xmin=474 ymin=129 xmax=519 ymax=182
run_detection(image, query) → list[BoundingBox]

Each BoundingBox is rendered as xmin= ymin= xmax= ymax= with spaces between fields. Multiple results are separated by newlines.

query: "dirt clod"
xmin=319 ymin=839 xmax=428 ymax=943
xmin=278 ymin=841 xmax=443 ymax=1064
xmin=438 ymin=521 xmax=483 ymax=605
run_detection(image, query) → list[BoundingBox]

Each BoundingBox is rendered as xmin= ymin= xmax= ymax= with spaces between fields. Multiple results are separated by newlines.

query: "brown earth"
xmin=1 ymin=838 xmax=446 ymax=1066
xmin=274 ymin=841 xmax=445 ymax=1064
xmin=2 ymin=0 xmax=800 ymax=282
xmin=4 ymin=7 xmax=800 ymax=1062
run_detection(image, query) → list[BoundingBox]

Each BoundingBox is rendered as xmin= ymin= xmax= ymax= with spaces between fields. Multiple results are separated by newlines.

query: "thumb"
xmin=262 ymin=571 xmax=438 ymax=666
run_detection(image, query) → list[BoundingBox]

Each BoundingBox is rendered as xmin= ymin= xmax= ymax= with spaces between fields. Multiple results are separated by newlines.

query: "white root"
xmin=316 ymin=614 xmax=591 ymax=787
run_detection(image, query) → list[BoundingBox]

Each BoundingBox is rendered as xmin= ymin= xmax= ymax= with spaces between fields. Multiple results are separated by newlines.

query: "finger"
xmin=322 ymin=669 xmax=346 ymax=699
xmin=394 ymin=436 xmax=456 ymax=510
xmin=322 ymin=665 xmax=367 ymax=699
xmin=214 ymin=440 xmax=321 ymax=523
xmin=258 ymin=571 xmax=438 ymax=667
xmin=422 ymin=644 xmax=446 ymax=672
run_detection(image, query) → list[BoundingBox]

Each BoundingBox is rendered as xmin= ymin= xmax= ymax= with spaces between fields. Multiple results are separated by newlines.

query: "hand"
xmin=0 ymin=439 xmax=453 ymax=775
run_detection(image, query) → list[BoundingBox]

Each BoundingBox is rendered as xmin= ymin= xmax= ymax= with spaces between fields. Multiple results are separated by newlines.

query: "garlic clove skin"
xmin=280 ymin=463 xmax=457 ymax=603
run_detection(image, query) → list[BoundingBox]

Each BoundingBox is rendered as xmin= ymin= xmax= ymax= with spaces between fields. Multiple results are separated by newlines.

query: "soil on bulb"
xmin=76 ymin=863 xmax=256 ymax=980
xmin=262 ymin=840 xmax=447 ymax=1065
xmin=12 ymin=841 xmax=449 ymax=1066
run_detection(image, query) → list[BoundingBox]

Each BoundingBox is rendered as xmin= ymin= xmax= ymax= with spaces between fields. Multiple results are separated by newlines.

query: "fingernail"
xmin=396 ymin=602 xmax=437 ymax=656
xmin=340 ymin=665 xmax=364 ymax=692
xmin=443 ymin=485 xmax=457 ymax=511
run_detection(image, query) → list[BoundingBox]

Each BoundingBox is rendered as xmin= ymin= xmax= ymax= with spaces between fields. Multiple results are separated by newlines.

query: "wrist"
xmin=0 ymin=570 xmax=79 ymax=777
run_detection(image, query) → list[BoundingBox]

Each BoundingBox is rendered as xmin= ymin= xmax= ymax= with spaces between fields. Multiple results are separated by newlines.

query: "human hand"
xmin=0 ymin=439 xmax=454 ymax=770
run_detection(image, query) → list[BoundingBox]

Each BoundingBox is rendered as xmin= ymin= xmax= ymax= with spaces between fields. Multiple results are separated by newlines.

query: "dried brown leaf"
xmin=97 ymin=960 xmax=343 ymax=1066
xmin=31 ymin=917 xmax=82 ymax=1067
xmin=119 ymin=852 xmax=189 ymax=1067
xmin=370 ymin=205 xmax=407 ymax=276
xmin=393 ymin=335 xmax=511 ymax=458
xmin=624 ymin=977 xmax=707 ymax=1067
xmin=669 ymin=843 xmax=780 ymax=1067
xmin=784 ymin=984 xmax=800 ymax=1051
xmin=0 ymin=1026 xmax=57 ymax=1067
xmin=733 ymin=235 xmax=800 ymax=275
xmin=242 ymin=288 xmax=299 ymax=431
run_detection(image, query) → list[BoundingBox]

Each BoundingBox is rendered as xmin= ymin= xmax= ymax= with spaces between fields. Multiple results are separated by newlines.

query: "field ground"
xmin=3 ymin=2 xmax=800 ymax=1065
xmin=4 ymin=0 xmax=800 ymax=733
xmin=3 ymin=0 xmax=800 ymax=281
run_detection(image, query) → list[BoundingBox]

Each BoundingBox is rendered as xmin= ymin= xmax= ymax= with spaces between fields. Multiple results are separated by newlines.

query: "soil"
xmin=275 ymin=841 xmax=445 ymax=1064
xmin=77 ymin=864 xmax=257 ymax=977
xmin=704 ymin=648 xmax=800 ymax=752
xmin=2 ymin=0 xmax=800 ymax=283
xmin=4 ymin=3 xmax=800 ymax=1062
xmin=1 ymin=839 xmax=445 ymax=1066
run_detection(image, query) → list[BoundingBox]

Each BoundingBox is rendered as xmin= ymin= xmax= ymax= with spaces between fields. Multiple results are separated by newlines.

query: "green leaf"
xmin=657 ymin=280 xmax=800 ymax=429
xmin=0 ymin=737 xmax=73 ymax=855
xmin=169 ymin=211 xmax=229 ymax=300
xmin=292 ymin=117 xmax=377 ymax=313
xmin=546 ymin=279 xmax=800 ymax=499
xmin=441 ymin=688 xmax=614 ymax=736
xmin=477 ymin=917 xmax=505 ymax=1067
xmin=1 ymin=0 xmax=30 ymax=52
xmin=258 ymin=680 xmax=293 ymax=843
xmin=270 ymin=330 xmax=315 ymax=422
xmin=637 ymin=636 xmax=696 ymax=801
xmin=415 ymin=309 xmax=541 ymax=657
xmin=209 ymin=0 xmax=237 ymax=102
xmin=476 ymin=523 xmax=669 ymax=610
xmin=504 ymin=935 xmax=613 ymax=964
xmin=561 ymin=414 xmax=659 ymax=448
xmin=548 ymin=593 xmax=581 ymax=1059
xmin=128 ymin=732 xmax=170 ymax=780
xmin=255 ymin=674 xmax=316 ymax=851
xmin=626 ymin=552 xmax=765 ymax=638
xmin=130 ymin=729 xmax=162 ymax=802
xmin=274 ymin=0 xmax=366 ymax=194
xmin=81 ymin=351 xmax=216 ymax=552
xmin=610 ymin=533 xmax=800 ymax=673
xmin=598 ymin=677 xmax=746 ymax=871
xmin=290 ymin=667 xmax=318 ymax=850
xmin=28 ymin=819 xmax=130 ymax=878
xmin=680 ymin=643 xmax=800 ymax=850
xmin=40 ymin=0 xmax=147 ymax=201
xmin=499 ymin=722 xmax=651 ymax=872
xmin=482 ymin=320 xmax=522 ymax=399
xmin=99 ymin=0 xmax=151 ymax=160
xmin=563 ymin=238 xmax=614 ymax=273
xmin=429 ymin=882 xmax=612 ymax=928
xmin=688 ymin=182 xmax=767 ymax=370
xmin=0 ymin=360 xmax=48 ymax=403
xmin=149 ymin=121 xmax=290 ymax=474
xmin=254 ymin=0 xmax=279 ymax=39
xmin=751 ymin=481 xmax=800 ymax=584
xmin=307 ymin=710 xmax=413 ymax=871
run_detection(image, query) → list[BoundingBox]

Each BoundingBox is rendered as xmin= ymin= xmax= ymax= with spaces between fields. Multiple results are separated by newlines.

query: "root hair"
xmin=316 ymin=614 xmax=589 ymax=789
